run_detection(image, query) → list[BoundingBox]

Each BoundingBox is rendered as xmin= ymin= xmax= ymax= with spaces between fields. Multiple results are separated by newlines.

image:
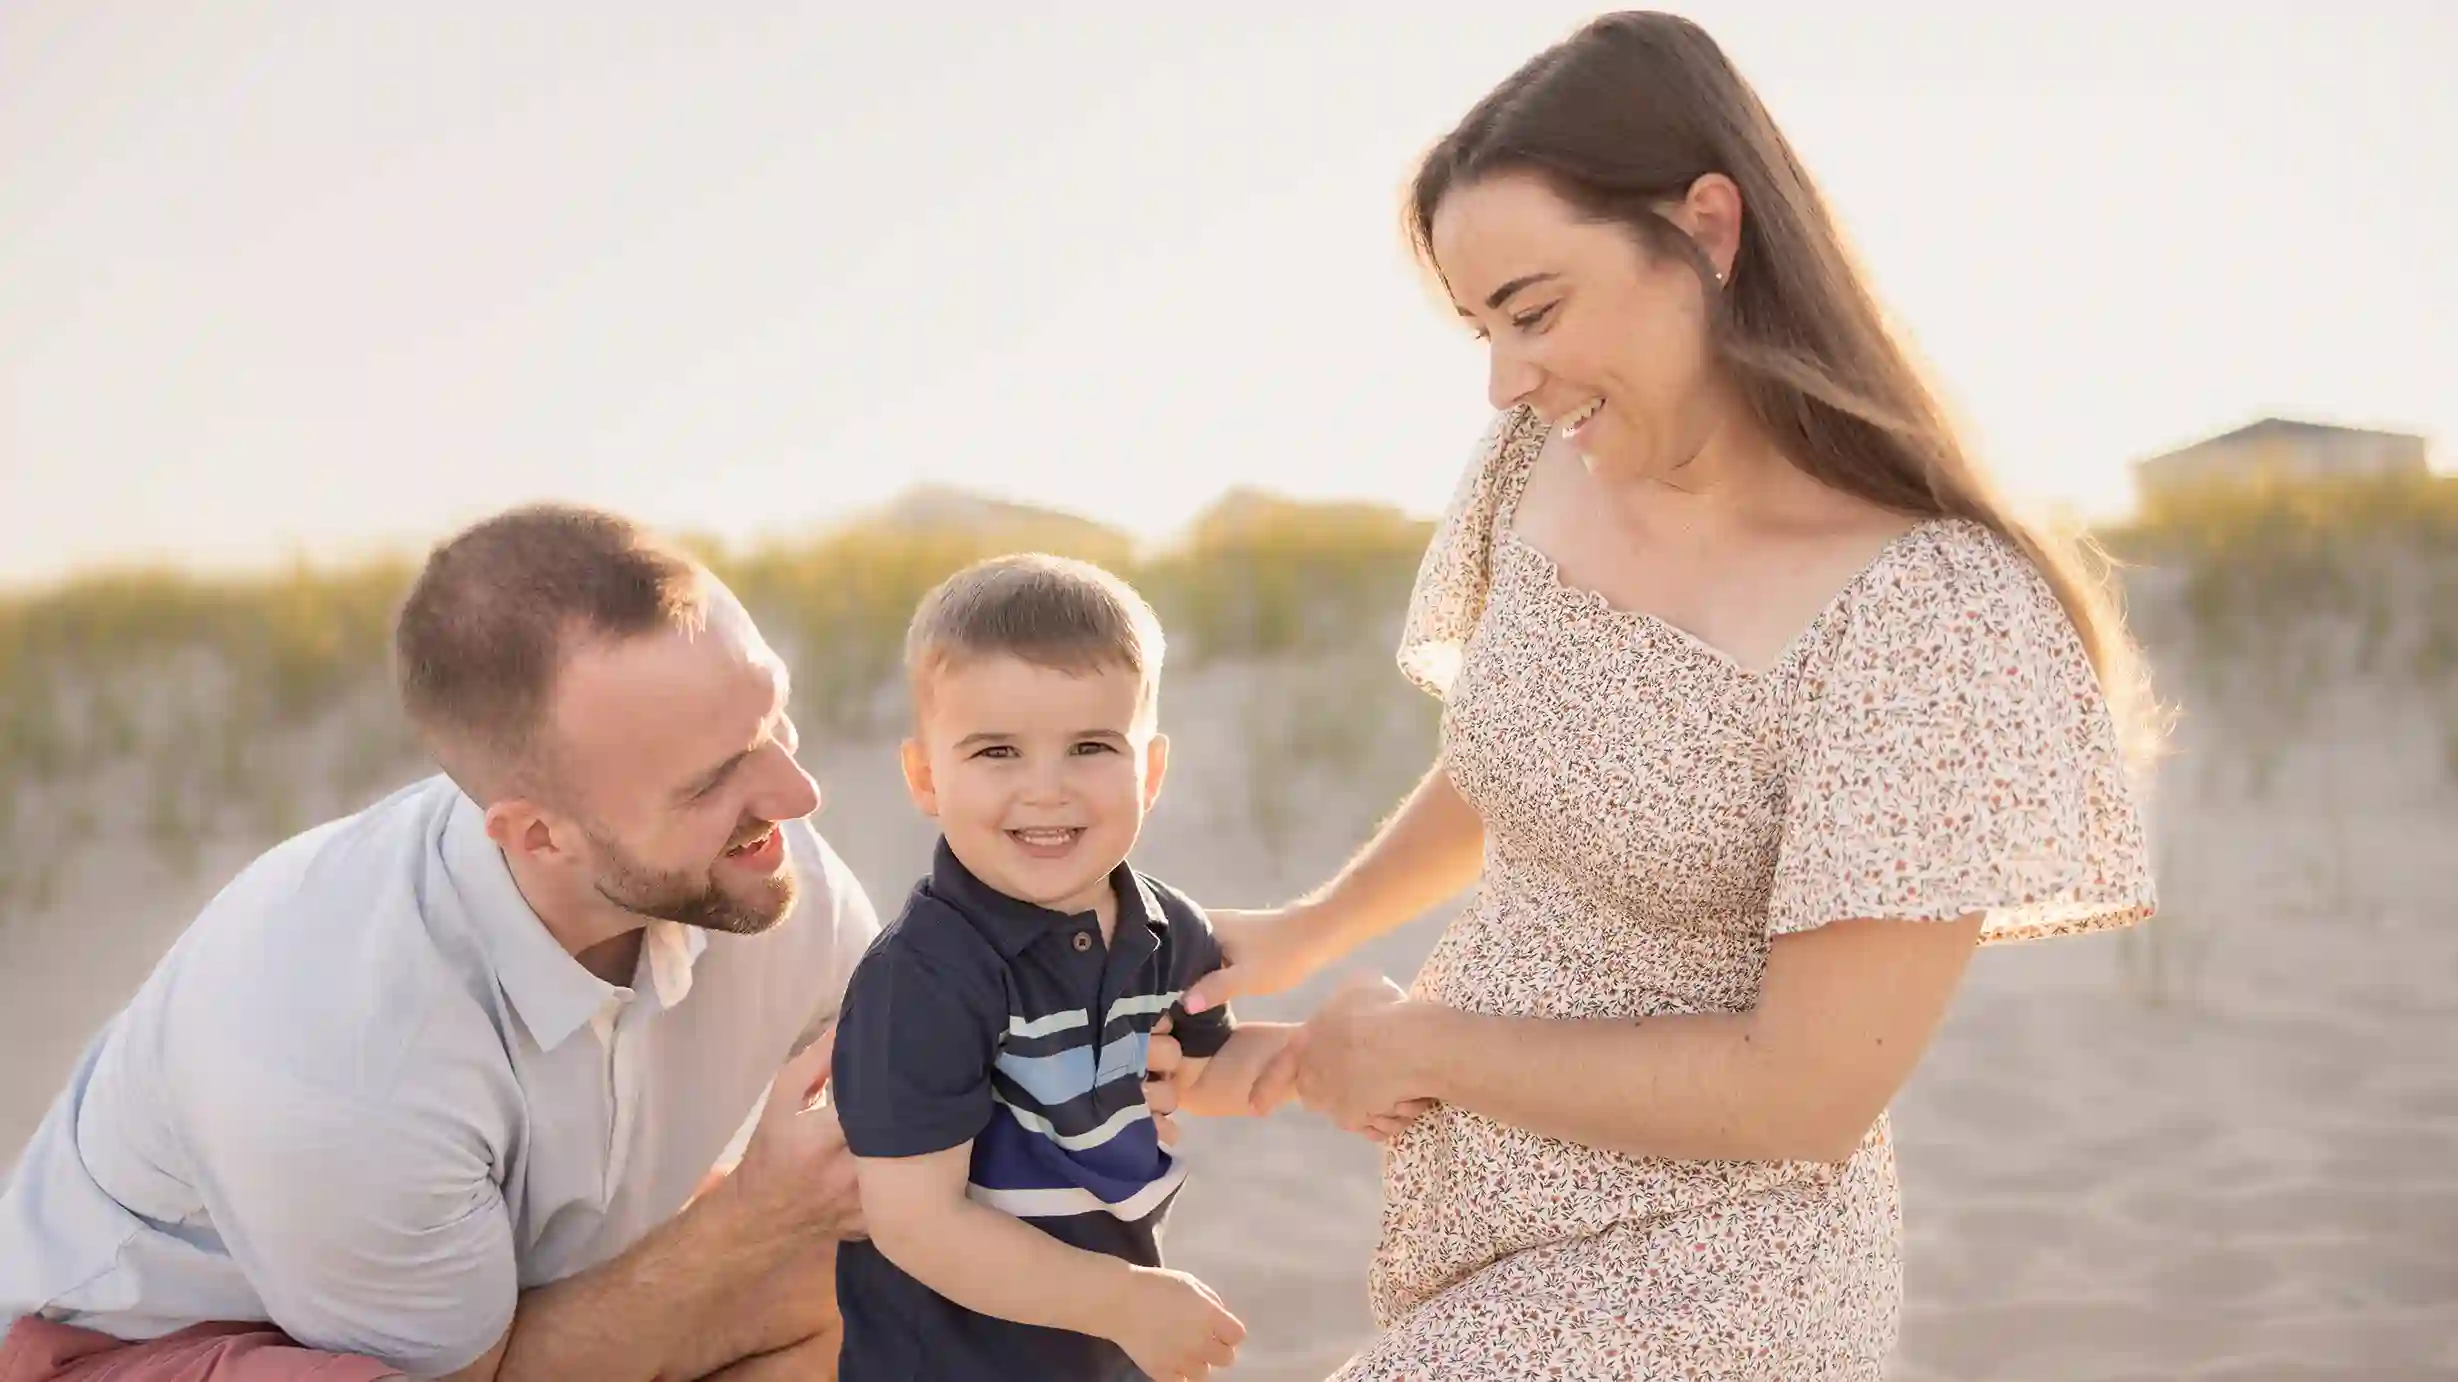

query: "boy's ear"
xmin=1141 ymin=732 xmax=1169 ymax=811
xmin=899 ymin=738 xmax=939 ymax=817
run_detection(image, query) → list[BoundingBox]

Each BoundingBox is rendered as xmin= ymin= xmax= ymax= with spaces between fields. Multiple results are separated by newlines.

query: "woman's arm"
xmin=1182 ymin=760 xmax=1485 ymax=1014
xmin=1299 ymin=916 xmax=1984 ymax=1164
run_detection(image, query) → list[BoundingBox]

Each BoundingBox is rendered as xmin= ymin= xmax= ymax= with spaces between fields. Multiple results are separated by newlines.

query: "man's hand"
xmin=729 ymin=1026 xmax=864 ymax=1241
xmin=1105 ymin=1266 xmax=1245 ymax=1382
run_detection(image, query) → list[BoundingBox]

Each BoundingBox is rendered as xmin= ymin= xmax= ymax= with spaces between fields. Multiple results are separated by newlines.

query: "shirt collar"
xmin=927 ymin=836 xmax=1166 ymax=958
xmin=441 ymin=791 xmax=708 ymax=1052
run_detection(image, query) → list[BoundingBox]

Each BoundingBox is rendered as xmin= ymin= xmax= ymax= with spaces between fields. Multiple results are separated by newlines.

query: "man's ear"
xmin=899 ymin=738 xmax=940 ymax=816
xmin=483 ymin=798 xmax=563 ymax=863
xmin=1141 ymin=732 xmax=1170 ymax=811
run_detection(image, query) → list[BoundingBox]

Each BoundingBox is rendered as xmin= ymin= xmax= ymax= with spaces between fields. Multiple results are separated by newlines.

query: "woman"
xmin=1178 ymin=12 xmax=2160 ymax=1379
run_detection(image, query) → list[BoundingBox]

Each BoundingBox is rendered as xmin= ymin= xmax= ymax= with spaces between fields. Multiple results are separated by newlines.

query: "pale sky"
xmin=2 ymin=3 xmax=2450 ymax=585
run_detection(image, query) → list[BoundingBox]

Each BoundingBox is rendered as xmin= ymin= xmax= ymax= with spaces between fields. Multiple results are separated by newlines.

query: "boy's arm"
xmin=856 ymin=1147 xmax=1245 ymax=1376
xmin=854 ymin=1145 xmax=1131 ymax=1335
xmin=1172 ymin=1021 xmax=1301 ymax=1117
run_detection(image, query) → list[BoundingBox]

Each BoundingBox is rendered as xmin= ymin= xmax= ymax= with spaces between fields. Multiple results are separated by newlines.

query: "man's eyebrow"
xmin=677 ymin=748 xmax=751 ymax=803
xmin=676 ymin=668 xmax=792 ymax=802
xmin=1485 ymin=272 xmax=1560 ymax=309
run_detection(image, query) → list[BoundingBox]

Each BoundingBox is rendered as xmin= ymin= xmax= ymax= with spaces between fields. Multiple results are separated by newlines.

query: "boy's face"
xmin=901 ymin=653 xmax=1167 ymax=918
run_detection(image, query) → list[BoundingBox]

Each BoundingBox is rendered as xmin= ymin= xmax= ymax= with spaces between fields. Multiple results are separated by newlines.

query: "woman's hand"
xmin=1179 ymin=905 xmax=1342 ymax=1015
xmin=1271 ymin=974 xmax=1439 ymax=1139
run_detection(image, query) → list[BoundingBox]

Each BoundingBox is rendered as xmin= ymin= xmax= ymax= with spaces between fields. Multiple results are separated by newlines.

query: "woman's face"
xmin=1429 ymin=171 xmax=1734 ymax=480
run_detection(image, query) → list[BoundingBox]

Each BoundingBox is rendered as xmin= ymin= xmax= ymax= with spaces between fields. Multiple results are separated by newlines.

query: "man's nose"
xmin=763 ymin=746 xmax=823 ymax=821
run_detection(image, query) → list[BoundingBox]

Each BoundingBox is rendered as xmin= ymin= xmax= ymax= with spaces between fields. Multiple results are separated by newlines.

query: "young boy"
xmin=830 ymin=553 xmax=1295 ymax=1382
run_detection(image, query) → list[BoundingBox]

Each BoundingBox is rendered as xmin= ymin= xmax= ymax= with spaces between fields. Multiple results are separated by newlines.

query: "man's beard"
xmin=586 ymin=823 xmax=798 ymax=936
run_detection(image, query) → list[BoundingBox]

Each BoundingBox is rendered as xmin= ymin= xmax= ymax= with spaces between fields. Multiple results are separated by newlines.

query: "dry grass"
xmin=0 ymin=498 xmax=1437 ymax=898
xmin=2102 ymin=470 xmax=2458 ymax=781
xmin=5 ymin=474 xmax=2449 ymax=994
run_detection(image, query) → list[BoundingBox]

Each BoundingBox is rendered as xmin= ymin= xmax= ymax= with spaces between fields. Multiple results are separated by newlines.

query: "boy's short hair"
xmin=904 ymin=553 xmax=1165 ymax=721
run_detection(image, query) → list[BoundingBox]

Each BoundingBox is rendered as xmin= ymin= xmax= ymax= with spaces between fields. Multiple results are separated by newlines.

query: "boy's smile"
xmin=901 ymin=653 xmax=1168 ymax=929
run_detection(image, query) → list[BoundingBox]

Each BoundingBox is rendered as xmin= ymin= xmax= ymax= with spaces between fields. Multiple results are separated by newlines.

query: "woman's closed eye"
xmin=1461 ymin=302 xmax=1558 ymax=341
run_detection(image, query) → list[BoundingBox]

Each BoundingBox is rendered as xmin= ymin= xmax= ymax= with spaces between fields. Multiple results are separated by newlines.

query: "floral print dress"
xmin=1331 ymin=406 xmax=2156 ymax=1380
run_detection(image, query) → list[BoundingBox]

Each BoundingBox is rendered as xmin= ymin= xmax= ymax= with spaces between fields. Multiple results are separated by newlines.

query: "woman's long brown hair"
xmin=1409 ymin=11 xmax=2164 ymax=769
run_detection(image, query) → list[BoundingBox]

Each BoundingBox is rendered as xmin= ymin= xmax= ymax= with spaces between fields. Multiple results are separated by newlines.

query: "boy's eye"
xmin=974 ymin=745 xmax=1017 ymax=760
xmin=1071 ymin=741 xmax=1117 ymax=755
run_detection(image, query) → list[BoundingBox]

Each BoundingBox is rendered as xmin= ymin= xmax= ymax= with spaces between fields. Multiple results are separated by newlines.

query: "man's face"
xmin=537 ymin=585 xmax=820 ymax=935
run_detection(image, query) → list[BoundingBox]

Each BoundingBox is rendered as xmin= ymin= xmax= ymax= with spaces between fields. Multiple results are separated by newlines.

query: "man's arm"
xmin=437 ymin=1175 xmax=836 ymax=1381
xmin=431 ymin=1033 xmax=858 ymax=1381
xmin=432 ymin=1181 xmax=799 ymax=1382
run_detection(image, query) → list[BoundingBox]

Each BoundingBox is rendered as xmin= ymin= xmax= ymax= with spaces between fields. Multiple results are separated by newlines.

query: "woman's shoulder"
xmin=1795 ymin=514 xmax=2098 ymax=709
xmin=1851 ymin=516 xmax=2070 ymax=643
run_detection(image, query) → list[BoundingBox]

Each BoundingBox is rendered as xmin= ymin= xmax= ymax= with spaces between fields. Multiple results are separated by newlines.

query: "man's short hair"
xmin=904 ymin=553 xmax=1165 ymax=721
xmin=394 ymin=503 xmax=707 ymax=789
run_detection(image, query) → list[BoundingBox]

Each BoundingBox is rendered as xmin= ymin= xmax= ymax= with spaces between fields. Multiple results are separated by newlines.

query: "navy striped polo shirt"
xmin=832 ymin=838 xmax=1236 ymax=1382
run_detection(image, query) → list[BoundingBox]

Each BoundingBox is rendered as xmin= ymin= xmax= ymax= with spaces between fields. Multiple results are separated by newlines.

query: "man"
xmin=0 ymin=504 xmax=1189 ymax=1380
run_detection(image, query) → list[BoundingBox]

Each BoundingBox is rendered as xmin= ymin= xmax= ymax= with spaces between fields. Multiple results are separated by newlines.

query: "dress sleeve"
xmin=1766 ymin=526 xmax=2157 ymax=944
xmin=1396 ymin=405 xmax=1546 ymax=701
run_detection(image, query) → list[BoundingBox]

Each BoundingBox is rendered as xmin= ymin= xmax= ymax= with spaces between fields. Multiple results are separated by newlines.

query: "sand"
xmin=5 ymin=649 xmax=2454 ymax=1380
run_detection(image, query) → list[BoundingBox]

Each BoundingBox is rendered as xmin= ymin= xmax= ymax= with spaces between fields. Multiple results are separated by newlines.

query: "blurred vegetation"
xmin=0 ymin=493 xmax=1435 ymax=910
xmin=2101 ymin=469 xmax=2458 ymax=788
xmin=4 ymin=472 xmax=2453 ymax=934
xmin=2101 ymin=469 xmax=2458 ymax=1007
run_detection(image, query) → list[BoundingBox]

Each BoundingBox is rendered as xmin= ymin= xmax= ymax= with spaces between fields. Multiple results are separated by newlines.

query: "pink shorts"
xmin=0 ymin=1320 xmax=401 ymax=1382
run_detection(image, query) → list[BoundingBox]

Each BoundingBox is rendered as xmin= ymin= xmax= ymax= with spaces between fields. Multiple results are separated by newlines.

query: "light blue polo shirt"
xmin=0 ymin=774 xmax=879 ymax=1376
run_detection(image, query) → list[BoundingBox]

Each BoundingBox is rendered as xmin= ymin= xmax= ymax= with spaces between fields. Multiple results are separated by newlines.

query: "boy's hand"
xmin=1143 ymin=1019 xmax=1186 ymax=1147
xmin=1107 ymin=1266 xmax=1245 ymax=1381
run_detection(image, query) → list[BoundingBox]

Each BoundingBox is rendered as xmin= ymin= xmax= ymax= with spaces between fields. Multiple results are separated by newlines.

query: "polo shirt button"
xmin=1071 ymin=931 xmax=1093 ymax=952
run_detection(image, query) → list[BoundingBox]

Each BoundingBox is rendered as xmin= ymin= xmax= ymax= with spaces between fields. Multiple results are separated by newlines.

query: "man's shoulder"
xmin=148 ymin=776 xmax=512 ymax=1118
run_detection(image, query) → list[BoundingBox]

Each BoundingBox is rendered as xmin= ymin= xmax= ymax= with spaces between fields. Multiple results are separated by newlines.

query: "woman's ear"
xmin=898 ymin=738 xmax=939 ymax=817
xmin=1676 ymin=172 xmax=1744 ymax=284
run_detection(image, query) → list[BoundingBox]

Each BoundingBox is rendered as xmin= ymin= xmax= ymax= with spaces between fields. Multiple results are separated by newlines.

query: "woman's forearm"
xmin=1300 ymin=759 xmax=1486 ymax=952
xmin=1385 ymin=917 xmax=1984 ymax=1165
xmin=1397 ymin=1006 xmax=1861 ymax=1164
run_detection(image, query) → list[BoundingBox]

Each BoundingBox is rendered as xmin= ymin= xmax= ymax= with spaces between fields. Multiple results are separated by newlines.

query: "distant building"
xmin=2133 ymin=417 xmax=2431 ymax=508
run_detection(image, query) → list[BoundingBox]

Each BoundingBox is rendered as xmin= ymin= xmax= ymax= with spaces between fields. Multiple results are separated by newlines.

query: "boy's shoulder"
xmin=1126 ymin=867 xmax=1209 ymax=932
xmin=848 ymin=876 xmax=1006 ymax=984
